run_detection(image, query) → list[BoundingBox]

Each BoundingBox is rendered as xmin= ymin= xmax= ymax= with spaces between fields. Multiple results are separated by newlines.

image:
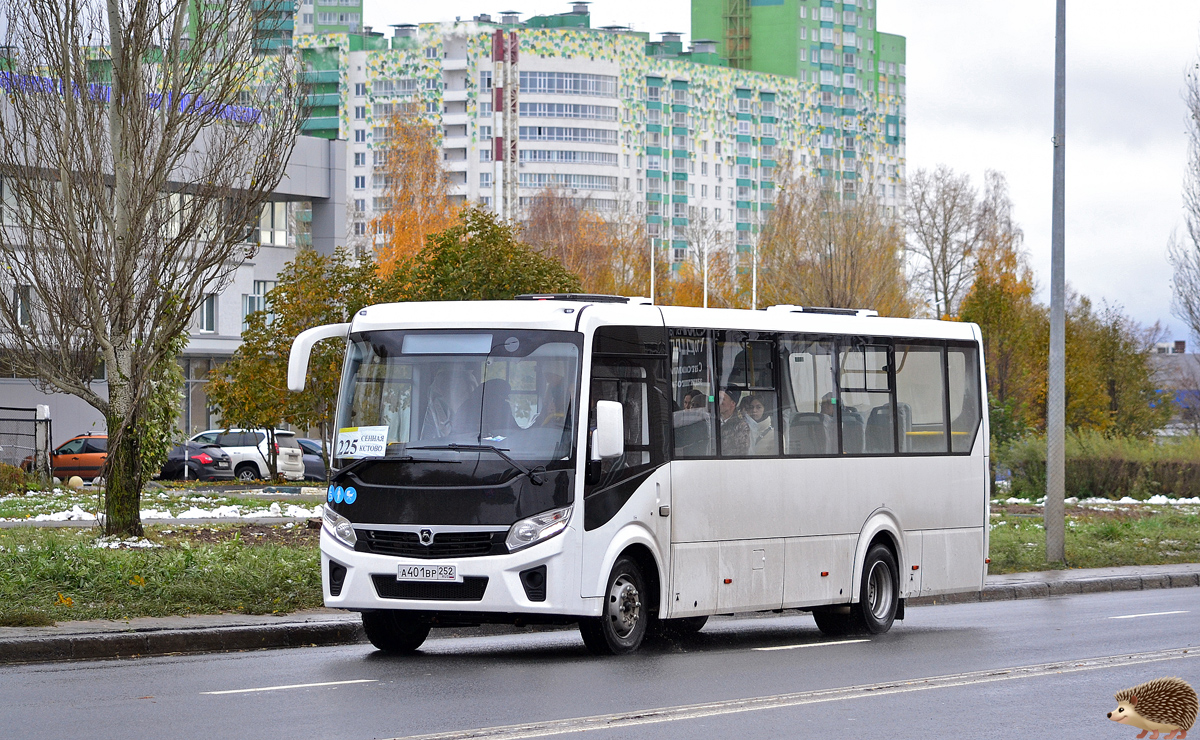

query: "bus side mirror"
xmin=591 ymin=401 xmax=624 ymax=461
xmin=287 ymin=323 xmax=351 ymax=391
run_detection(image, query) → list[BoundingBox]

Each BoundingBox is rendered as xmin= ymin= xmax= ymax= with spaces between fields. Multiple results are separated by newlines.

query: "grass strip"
xmin=988 ymin=506 xmax=1200 ymax=573
xmin=1 ymin=506 xmax=1198 ymax=626
xmin=0 ymin=525 xmax=321 ymax=625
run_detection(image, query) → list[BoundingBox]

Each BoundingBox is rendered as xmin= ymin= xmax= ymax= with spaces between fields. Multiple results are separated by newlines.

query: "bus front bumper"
xmin=319 ymin=527 xmax=584 ymax=618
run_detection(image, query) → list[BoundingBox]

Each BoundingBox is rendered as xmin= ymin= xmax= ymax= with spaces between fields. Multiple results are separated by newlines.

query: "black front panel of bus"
xmin=328 ymin=462 xmax=573 ymax=526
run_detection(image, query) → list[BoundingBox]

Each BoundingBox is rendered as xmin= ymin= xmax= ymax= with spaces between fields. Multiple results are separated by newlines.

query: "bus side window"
xmin=840 ymin=339 xmax=894 ymax=455
xmin=589 ymin=361 xmax=653 ymax=482
xmin=895 ymin=344 xmax=947 ymax=453
xmin=670 ymin=332 xmax=715 ymax=457
xmin=717 ymin=333 xmax=778 ymax=457
xmin=947 ymin=345 xmax=982 ymax=453
xmin=779 ymin=336 xmax=838 ymax=455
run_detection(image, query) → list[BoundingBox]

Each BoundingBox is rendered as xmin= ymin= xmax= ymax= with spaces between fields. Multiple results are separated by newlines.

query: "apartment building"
xmin=293 ymin=1 xmax=906 ymax=269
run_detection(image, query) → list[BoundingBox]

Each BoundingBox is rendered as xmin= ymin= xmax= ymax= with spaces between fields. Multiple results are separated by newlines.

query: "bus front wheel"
xmin=813 ymin=544 xmax=899 ymax=637
xmin=579 ymin=557 xmax=648 ymax=655
xmin=361 ymin=610 xmax=431 ymax=654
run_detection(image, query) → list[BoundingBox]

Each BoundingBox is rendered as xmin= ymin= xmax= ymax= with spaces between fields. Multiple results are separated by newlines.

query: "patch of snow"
xmin=92 ymin=535 xmax=160 ymax=549
xmin=32 ymin=504 xmax=96 ymax=522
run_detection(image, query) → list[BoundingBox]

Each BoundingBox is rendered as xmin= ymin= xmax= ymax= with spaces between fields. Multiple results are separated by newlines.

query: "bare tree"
xmin=522 ymin=187 xmax=611 ymax=289
xmin=1170 ymin=58 xmax=1200 ymax=342
xmin=977 ymin=170 xmax=1024 ymax=263
xmin=905 ymin=165 xmax=982 ymax=318
xmin=0 ymin=0 xmax=303 ymax=535
xmin=759 ymin=161 xmax=912 ymax=316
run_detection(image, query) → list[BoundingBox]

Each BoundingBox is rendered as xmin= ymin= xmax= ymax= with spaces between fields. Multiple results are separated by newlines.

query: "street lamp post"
xmin=1046 ymin=0 xmax=1067 ymax=564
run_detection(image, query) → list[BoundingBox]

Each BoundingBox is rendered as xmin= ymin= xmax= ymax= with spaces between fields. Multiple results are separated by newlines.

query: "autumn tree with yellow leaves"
xmin=523 ymin=190 xmax=652 ymax=298
xmin=371 ymin=103 xmax=461 ymax=276
xmin=758 ymin=163 xmax=912 ymax=316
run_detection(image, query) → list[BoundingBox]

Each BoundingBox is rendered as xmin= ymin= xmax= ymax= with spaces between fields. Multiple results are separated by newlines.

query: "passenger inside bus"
xmin=718 ymin=389 xmax=750 ymax=456
xmin=536 ymin=374 xmax=569 ymax=430
xmin=421 ymin=366 xmax=478 ymax=439
xmin=740 ymin=394 xmax=776 ymax=455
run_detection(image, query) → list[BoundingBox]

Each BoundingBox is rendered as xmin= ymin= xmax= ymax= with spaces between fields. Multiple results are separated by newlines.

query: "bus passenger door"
xmin=580 ymin=326 xmax=672 ymax=601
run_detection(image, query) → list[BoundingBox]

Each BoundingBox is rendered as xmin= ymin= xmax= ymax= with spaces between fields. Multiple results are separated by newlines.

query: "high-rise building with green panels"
xmin=294 ymin=0 xmax=364 ymax=34
xmin=284 ymin=2 xmax=906 ymax=270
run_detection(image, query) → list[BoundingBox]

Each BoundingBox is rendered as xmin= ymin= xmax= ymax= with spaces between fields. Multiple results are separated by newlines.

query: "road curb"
xmin=3 ymin=568 xmax=1197 ymax=664
xmin=908 ymin=569 xmax=1200 ymax=606
xmin=0 ymin=619 xmax=365 ymax=665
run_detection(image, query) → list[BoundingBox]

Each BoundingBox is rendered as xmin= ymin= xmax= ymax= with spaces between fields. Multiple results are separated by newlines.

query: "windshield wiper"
xmin=407 ymin=444 xmax=545 ymax=485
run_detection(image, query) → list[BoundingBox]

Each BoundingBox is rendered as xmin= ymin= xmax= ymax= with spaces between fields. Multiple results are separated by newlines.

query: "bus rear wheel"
xmin=813 ymin=544 xmax=899 ymax=637
xmin=361 ymin=610 xmax=431 ymax=654
xmin=579 ymin=557 xmax=647 ymax=655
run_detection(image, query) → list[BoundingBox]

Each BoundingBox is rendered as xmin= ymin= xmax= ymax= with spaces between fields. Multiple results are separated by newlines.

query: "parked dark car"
xmin=296 ymin=438 xmax=328 ymax=482
xmin=158 ymin=442 xmax=234 ymax=481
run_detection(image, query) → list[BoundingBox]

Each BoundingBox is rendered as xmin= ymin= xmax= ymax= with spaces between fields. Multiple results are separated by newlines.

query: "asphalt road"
xmin=3 ymin=589 xmax=1199 ymax=740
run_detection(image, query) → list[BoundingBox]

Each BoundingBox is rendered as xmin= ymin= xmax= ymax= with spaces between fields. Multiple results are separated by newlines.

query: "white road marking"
xmin=202 ymin=679 xmax=377 ymax=695
xmin=753 ymin=638 xmax=870 ymax=651
xmin=1109 ymin=610 xmax=1189 ymax=620
xmin=385 ymin=647 xmax=1198 ymax=740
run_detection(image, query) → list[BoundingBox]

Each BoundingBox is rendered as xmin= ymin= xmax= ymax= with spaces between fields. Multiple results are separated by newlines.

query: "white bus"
xmin=289 ymin=295 xmax=989 ymax=655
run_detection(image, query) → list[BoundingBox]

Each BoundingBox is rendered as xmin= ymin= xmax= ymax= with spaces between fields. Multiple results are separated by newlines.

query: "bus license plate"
xmin=397 ymin=564 xmax=460 ymax=582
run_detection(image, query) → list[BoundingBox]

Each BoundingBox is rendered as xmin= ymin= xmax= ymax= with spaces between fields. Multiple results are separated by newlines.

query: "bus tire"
xmin=361 ymin=610 xmax=431 ymax=654
xmin=651 ymin=615 xmax=709 ymax=639
xmin=579 ymin=557 xmax=648 ymax=655
xmin=854 ymin=543 xmax=899 ymax=634
xmin=813 ymin=544 xmax=899 ymax=636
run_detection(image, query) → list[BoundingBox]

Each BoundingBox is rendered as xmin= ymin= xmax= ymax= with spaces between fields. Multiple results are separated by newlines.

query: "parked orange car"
xmin=49 ymin=433 xmax=108 ymax=481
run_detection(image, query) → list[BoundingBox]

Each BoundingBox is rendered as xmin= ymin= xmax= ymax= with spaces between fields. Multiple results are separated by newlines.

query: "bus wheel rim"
xmin=608 ymin=575 xmax=641 ymax=638
xmin=866 ymin=561 xmax=893 ymax=621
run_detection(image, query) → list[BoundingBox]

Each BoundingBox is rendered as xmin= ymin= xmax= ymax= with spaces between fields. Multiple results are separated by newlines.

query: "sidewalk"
xmin=3 ymin=563 xmax=1198 ymax=665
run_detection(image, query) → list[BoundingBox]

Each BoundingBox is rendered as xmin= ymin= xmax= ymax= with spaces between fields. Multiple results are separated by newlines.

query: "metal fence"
xmin=0 ymin=406 xmax=52 ymax=475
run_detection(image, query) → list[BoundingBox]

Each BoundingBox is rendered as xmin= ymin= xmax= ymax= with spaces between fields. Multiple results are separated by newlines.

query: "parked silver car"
xmin=188 ymin=429 xmax=305 ymax=482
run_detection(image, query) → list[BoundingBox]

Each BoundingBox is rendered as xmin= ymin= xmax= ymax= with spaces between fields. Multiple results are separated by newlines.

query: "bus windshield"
xmin=335 ymin=329 xmax=582 ymax=465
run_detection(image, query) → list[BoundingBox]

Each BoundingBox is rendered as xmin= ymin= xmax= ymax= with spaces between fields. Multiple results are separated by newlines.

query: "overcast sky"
xmin=365 ymin=1 xmax=1200 ymax=341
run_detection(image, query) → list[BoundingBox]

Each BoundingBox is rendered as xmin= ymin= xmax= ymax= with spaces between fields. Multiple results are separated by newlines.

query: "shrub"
xmin=0 ymin=463 xmax=25 ymax=494
xmin=996 ymin=431 xmax=1200 ymax=499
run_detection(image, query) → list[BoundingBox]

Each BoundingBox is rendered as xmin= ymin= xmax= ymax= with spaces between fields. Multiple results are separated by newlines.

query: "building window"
xmin=480 ymin=148 xmax=492 ymax=162
xmin=14 ymin=284 xmax=31 ymax=326
xmin=354 ymin=128 xmax=366 ymax=143
xmin=425 ymin=46 xmax=439 ymax=59
xmin=259 ymin=202 xmax=287 ymax=246
xmin=480 ymin=172 xmax=492 ymax=188
xmin=353 ymin=222 xmax=367 ymax=236
xmin=242 ymin=280 xmax=277 ymax=330
xmin=194 ymin=294 xmax=216 ymax=333
xmin=354 ymin=176 xmax=366 ymax=189
xmin=354 ymin=82 xmax=366 ymax=96
xmin=354 ymin=106 xmax=366 ymax=120
xmin=353 ymin=152 xmax=366 ymax=167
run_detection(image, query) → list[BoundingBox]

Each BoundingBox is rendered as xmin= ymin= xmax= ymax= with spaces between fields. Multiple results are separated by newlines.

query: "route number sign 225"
xmin=335 ymin=426 xmax=388 ymax=458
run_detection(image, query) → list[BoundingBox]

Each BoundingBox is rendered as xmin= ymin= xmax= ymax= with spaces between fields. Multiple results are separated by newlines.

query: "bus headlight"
xmin=323 ymin=505 xmax=357 ymax=548
xmin=506 ymin=505 xmax=572 ymax=552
